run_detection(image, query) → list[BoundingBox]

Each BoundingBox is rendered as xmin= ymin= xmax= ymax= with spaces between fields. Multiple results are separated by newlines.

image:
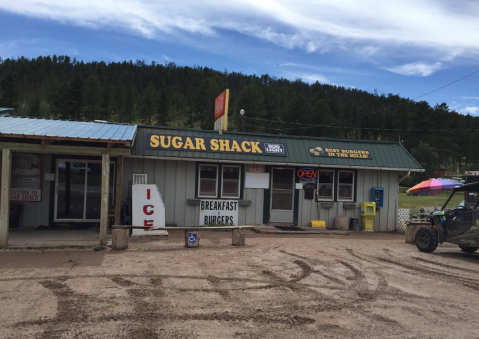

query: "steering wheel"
xmin=455 ymin=205 xmax=468 ymax=212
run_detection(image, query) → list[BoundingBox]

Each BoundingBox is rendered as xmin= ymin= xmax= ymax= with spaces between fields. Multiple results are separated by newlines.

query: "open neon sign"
xmin=297 ymin=168 xmax=317 ymax=181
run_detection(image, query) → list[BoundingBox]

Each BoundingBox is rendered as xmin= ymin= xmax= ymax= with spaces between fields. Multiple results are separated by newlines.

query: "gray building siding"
xmin=123 ymin=158 xmax=265 ymax=227
xmin=295 ymin=169 xmax=398 ymax=231
xmin=123 ymin=157 xmax=398 ymax=230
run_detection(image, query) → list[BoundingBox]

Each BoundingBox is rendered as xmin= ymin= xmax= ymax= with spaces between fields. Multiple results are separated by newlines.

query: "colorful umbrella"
xmin=406 ymin=178 xmax=464 ymax=209
xmin=406 ymin=178 xmax=463 ymax=196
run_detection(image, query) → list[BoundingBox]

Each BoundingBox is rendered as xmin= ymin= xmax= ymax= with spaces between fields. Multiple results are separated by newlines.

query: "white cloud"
xmin=464 ymin=106 xmax=479 ymax=115
xmin=295 ymin=73 xmax=331 ymax=84
xmin=385 ymin=61 xmax=443 ymax=76
xmin=1 ymin=0 xmax=479 ymax=68
xmin=462 ymin=96 xmax=479 ymax=100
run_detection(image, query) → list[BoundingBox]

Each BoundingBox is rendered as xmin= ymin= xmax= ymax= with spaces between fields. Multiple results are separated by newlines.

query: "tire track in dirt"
xmin=412 ymin=256 xmax=479 ymax=274
xmin=278 ymin=250 xmax=347 ymax=286
xmin=0 ymin=273 xmax=269 ymax=284
xmin=383 ymin=249 xmax=479 ymax=275
xmin=35 ymin=280 xmax=90 ymax=339
xmin=350 ymin=248 xmax=479 ymax=292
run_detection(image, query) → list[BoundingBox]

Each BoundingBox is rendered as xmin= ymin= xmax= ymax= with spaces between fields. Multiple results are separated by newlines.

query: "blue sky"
xmin=1 ymin=0 xmax=478 ymax=115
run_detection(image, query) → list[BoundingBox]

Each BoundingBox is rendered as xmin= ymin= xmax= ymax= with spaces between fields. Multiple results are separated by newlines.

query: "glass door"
xmin=55 ymin=160 xmax=115 ymax=222
xmin=269 ymin=167 xmax=295 ymax=223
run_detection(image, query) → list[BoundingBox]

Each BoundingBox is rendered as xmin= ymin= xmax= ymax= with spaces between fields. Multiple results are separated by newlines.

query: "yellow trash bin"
xmin=311 ymin=220 xmax=326 ymax=228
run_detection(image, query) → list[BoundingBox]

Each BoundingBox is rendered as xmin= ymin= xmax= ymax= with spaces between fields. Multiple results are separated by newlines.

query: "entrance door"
xmin=54 ymin=160 xmax=115 ymax=222
xmin=270 ymin=167 xmax=295 ymax=223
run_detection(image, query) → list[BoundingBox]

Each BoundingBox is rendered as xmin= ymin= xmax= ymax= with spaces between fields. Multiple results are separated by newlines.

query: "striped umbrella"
xmin=406 ymin=178 xmax=463 ymax=196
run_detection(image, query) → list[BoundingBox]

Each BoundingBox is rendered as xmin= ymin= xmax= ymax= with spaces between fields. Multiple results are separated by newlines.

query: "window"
xmin=197 ymin=164 xmax=243 ymax=199
xmin=316 ymin=169 xmax=355 ymax=202
xmin=222 ymin=165 xmax=241 ymax=198
xmin=198 ymin=164 xmax=218 ymax=198
xmin=317 ymin=170 xmax=334 ymax=201
xmin=338 ymin=170 xmax=354 ymax=201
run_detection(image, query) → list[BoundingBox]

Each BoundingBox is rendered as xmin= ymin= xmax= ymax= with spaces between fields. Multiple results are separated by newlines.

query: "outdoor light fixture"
xmin=240 ymin=109 xmax=245 ymax=132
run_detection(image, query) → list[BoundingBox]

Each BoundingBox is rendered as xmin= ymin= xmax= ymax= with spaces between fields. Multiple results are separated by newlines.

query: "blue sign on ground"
xmin=187 ymin=232 xmax=199 ymax=246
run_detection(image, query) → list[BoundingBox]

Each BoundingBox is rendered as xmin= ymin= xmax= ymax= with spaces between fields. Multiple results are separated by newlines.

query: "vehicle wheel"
xmin=459 ymin=245 xmax=479 ymax=253
xmin=415 ymin=226 xmax=439 ymax=253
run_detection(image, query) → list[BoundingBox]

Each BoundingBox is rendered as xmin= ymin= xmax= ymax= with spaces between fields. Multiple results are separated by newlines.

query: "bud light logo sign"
xmin=264 ymin=143 xmax=287 ymax=155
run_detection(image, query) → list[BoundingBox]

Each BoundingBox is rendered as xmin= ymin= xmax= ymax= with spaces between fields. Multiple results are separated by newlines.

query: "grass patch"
xmin=398 ymin=187 xmax=464 ymax=209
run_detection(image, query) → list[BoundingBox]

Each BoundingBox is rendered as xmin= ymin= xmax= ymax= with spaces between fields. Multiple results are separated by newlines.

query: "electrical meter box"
xmin=360 ymin=201 xmax=376 ymax=217
xmin=371 ymin=187 xmax=384 ymax=208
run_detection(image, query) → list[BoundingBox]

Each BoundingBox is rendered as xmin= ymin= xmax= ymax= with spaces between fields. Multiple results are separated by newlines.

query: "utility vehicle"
xmin=415 ymin=181 xmax=479 ymax=253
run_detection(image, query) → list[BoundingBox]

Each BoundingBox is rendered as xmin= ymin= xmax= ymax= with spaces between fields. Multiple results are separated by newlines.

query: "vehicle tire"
xmin=459 ymin=245 xmax=479 ymax=253
xmin=415 ymin=226 xmax=439 ymax=253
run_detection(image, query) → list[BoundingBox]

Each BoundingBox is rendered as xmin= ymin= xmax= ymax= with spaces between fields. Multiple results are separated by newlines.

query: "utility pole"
xmin=240 ymin=109 xmax=245 ymax=132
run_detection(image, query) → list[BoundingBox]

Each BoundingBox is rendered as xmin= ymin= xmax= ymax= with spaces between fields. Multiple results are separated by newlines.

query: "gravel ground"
xmin=1 ymin=231 xmax=479 ymax=339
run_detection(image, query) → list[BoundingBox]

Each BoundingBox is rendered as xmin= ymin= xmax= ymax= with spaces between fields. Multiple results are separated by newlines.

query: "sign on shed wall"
xmin=10 ymin=153 xmax=42 ymax=202
xmin=199 ymin=199 xmax=239 ymax=226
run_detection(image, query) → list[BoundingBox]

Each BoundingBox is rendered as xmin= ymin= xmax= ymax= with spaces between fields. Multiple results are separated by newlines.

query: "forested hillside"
xmin=1 ymin=55 xmax=479 ymax=178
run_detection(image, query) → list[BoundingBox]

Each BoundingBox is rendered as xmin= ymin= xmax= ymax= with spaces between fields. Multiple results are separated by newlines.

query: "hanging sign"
xmin=297 ymin=167 xmax=317 ymax=180
xmin=199 ymin=200 xmax=239 ymax=226
xmin=147 ymin=134 xmax=287 ymax=156
xmin=10 ymin=153 xmax=42 ymax=202
xmin=310 ymin=147 xmax=372 ymax=159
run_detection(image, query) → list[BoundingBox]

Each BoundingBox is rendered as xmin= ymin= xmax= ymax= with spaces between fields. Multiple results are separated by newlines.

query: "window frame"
xmin=316 ymin=169 xmax=335 ymax=202
xmin=196 ymin=163 xmax=244 ymax=199
xmin=197 ymin=164 xmax=219 ymax=198
xmin=337 ymin=170 xmax=355 ymax=202
xmin=315 ymin=169 xmax=356 ymax=202
xmin=221 ymin=165 xmax=241 ymax=199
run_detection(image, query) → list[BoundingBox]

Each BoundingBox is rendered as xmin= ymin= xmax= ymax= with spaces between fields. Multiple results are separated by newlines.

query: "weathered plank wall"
xmin=122 ymin=158 xmax=265 ymax=226
xmin=297 ymin=169 xmax=398 ymax=231
xmin=123 ymin=158 xmax=399 ymax=230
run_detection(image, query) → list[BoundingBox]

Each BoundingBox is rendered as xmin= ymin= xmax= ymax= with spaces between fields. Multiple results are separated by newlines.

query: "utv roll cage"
xmin=441 ymin=181 xmax=479 ymax=211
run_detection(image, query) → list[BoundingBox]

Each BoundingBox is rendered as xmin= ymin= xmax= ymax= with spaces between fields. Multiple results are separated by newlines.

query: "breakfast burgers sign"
xmin=146 ymin=134 xmax=287 ymax=156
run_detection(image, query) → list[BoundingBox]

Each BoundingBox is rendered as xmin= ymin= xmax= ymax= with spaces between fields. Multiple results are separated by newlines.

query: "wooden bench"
xmin=405 ymin=221 xmax=432 ymax=244
xmin=111 ymin=225 xmax=254 ymax=250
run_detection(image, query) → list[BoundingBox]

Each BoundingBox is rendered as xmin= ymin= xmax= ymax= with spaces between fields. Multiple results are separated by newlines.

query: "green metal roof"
xmin=133 ymin=126 xmax=423 ymax=171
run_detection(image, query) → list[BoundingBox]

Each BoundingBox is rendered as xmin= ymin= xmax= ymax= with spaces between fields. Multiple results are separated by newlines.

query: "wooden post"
xmin=99 ymin=153 xmax=110 ymax=246
xmin=112 ymin=228 xmax=129 ymax=250
xmin=232 ymin=229 xmax=245 ymax=246
xmin=114 ymin=155 xmax=123 ymax=226
xmin=185 ymin=230 xmax=200 ymax=247
xmin=405 ymin=222 xmax=423 ymax=244
xmin=0 ymin=149 xmax=12 ymax=248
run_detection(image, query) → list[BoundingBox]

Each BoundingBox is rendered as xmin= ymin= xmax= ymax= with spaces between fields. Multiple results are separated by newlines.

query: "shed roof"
xmin=0 ymin=116 xmax=137 ymax=144
xmin=134 ymin=126 xmax=423 ymax=171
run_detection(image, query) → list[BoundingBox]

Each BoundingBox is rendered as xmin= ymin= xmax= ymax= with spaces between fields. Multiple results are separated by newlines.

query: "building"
xmin=0 ymin=117 xmax=423 ymax=247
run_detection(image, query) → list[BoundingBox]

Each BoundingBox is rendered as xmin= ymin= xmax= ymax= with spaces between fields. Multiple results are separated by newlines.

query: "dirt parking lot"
xmin=1 ymin=231 xmax=479 ymax=339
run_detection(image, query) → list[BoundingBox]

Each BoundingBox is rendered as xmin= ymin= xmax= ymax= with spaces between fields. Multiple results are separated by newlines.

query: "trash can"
xmin=349 ymin=217 xmax=359 ymax=231
xmin=9 ymin=202 xmax=23 ymax=228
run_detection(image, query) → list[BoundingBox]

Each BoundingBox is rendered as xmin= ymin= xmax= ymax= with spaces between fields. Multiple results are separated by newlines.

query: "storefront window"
xmin=222 ymin=165 xmax=240 ymax=198
xmin=338 ymin=171 xmax=354 ymax=201
xmin=317 ymin=170 xmax=334 ymax=201
xmin=198 ymin=165 xmax=218 ymax=197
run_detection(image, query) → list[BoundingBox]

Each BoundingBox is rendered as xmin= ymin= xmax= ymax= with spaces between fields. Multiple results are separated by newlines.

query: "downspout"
xmin=399 ymin=170 xmax=411 ymax=184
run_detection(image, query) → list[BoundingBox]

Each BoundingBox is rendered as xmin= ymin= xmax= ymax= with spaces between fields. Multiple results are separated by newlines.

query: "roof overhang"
xmin=127 ymin=154 xmax=424 ymax=172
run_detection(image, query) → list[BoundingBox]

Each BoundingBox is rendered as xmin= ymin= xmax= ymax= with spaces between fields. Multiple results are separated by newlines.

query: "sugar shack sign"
xmin=146 ymin=134 xmax=287 ymax=156
xmin=10 ymin=153 xmax=42 ymax=202
xmin=310 ymin=147 xmax=372 ymax=159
